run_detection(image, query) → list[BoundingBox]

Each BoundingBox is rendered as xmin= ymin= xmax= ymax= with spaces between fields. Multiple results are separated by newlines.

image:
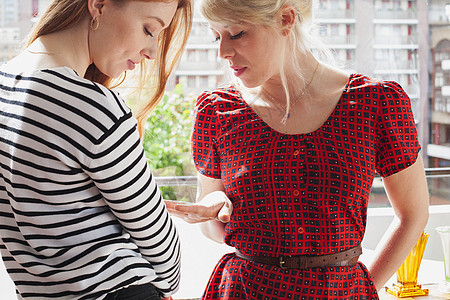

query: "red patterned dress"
xmin=191 ymin=74 xmax=420 ymax=299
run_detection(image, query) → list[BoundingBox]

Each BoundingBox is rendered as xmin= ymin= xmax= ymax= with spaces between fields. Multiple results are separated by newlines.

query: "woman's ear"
xmin=279 ymin=5 xmax=297 ymax=37
xmin=87 ymin=0 xmax=106 ymax=19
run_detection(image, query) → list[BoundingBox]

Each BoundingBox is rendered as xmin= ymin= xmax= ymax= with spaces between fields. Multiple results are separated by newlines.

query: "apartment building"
xmin=179 ymin=1 xmax=422 ymax=112
xmin=1 ymin=1 xmax=448 ymax=170
xmin=174 ymin=16 xmax=228 ymax=94
xmin=0 ymin=0 xmax=19 ymax=63
xmin=428 ymin=0 xmax=450 ymax=197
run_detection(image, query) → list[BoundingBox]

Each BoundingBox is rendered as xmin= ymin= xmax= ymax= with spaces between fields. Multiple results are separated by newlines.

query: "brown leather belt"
xmin=235 ymin=244 xmax=362 ymax=269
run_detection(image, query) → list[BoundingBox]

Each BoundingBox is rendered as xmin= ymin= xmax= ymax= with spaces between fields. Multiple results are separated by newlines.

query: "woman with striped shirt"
xmin=0 ymin=0 xmax=192 ymax=299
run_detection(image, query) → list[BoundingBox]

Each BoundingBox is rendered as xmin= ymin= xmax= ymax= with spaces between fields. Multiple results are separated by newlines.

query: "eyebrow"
xmin=147 ymin=16 xmax=166 ymax=27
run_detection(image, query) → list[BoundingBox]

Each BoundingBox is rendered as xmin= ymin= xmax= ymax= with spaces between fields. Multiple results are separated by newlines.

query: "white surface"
xmin=0 ymin=217 xmax=233 ymax=300
xmin=172 ymin=217 xmax=234 ymax=299
xmin=364 ymin=205 xmax=450 ymax=261
xmin=0 ymin=252 xmax=15 ymax=299
xmin=0 ymin=217 xmax=446 ymax=299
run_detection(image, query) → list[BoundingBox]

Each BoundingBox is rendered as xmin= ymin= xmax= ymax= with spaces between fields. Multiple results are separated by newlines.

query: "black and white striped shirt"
xmin=0 ymin=66 xmax=181 ymax=299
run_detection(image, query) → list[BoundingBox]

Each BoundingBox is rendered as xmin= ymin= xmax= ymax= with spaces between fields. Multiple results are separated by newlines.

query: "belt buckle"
xmin=279 ymin=256 xmax=286 ymax=269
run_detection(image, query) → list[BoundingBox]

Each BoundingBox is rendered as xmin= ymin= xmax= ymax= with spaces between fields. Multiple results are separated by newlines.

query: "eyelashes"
xmin=144 ymin=27 xmax=154 ymax=37
xmin=213 ymin=30 xmax=245 ymax=43
xmin=230 ymin=31 xmax=244 ymax=39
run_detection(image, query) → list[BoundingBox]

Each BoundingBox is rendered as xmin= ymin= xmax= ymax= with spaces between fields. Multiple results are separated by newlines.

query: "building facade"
xmin=1 ymin=0 xmax=449 ymax=178
xmin=0 ymin=0 xmax=20 ymax=63
xmin=178 ymin=0 xmax=448 ymax=161
xmin=174 ymin=16 xmax=228 ymax=95
xmin=428 ymin=0 xmax=450 ymax=197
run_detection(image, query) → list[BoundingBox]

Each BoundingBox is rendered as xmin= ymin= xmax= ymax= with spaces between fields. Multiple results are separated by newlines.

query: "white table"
xmin=0 ymin=221 xmax=448 ymax=299
xmin=378 ymin=257 xmax=449 ymax=299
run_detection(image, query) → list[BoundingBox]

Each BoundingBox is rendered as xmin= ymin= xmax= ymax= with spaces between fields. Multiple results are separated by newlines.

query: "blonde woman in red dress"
xmin=166 ymin=0 xmax=429 ymax=299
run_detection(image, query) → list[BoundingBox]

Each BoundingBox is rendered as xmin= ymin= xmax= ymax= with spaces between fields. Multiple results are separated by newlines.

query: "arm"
xmin=366 ymin=157 xmax=429 ymax=290
xmin=87 ymin=106 xmax=180 ymax=296
xmin=165 ymin=173 xmax=232 ymax=243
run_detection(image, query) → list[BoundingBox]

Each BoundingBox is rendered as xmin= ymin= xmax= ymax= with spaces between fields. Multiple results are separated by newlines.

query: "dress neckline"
xmin=235 ymin=73 xmax=355 ymax=137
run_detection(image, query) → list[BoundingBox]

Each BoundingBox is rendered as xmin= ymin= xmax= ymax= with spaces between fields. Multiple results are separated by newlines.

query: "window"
xmin=1 ymin=0 xmax=448 ymax=208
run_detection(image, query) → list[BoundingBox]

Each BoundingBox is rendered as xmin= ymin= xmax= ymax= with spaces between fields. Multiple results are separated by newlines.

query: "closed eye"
xmin=230 ymin=31 xmax=244 ymax=39
xmin=144 ymin=27 xmax=154 ymax=37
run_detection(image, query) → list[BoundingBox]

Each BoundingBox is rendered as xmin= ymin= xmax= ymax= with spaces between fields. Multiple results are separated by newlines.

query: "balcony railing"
xmin=374 ymin=10 xmax=417 ymax=20
xmin=154 ymin=168 xmax=450 ymax=186
xmin=155 ymin=167 xmax=450 ymax=207
xmin=315 ymin=9 xmax=354 ymax=19
xmin=373 ymin=35 xmax=417 ymax=45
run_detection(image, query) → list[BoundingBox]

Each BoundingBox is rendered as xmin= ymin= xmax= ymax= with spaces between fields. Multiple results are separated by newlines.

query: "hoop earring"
xmin=90 ymin=17 xmax=99 ymax=31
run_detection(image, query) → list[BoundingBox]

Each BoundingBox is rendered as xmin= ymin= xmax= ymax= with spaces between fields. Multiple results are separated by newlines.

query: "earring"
xmin=90 ymin=17 xmax=99 ymax=31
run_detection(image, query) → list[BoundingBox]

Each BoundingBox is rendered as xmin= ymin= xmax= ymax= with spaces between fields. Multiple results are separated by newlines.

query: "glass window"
xmin=1 ymin=0 xmax=448 ymax=207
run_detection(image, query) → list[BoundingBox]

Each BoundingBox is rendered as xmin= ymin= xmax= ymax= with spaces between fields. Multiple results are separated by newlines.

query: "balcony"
xmin=374 ymin=60 xmax=417 ymax=71
xmin=177 ymin=60 xmax=223 ymax=72
xmin=373 ymin=35 xmax=417 ymax=45
xmin=186 ymin=35 xmax=217 ymax=45
xmin=155 ymin=167 xmax=450 ymax=206
xmin=374 ymin=10 xmax=417 ymax=20
xmin=428 ymin=9 xmax=450 ymax=24
xmin=315 ymin=9 xmax=354 ymax=19
xmin=320 ymin=35 xmax=356 ymax=45
xmin=428 ymin=145 xmax=450 ymax=161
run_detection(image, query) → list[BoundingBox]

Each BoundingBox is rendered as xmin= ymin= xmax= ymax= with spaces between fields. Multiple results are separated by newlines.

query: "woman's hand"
xmin=166 ymin=173 xmax=231 ymax=243
xmin=165 ymin=191 xmax=233 ymax=224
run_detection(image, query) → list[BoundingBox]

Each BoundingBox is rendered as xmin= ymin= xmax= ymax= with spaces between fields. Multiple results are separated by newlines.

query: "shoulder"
xmin=344 ymin=74 xmax=411 ymax=110
xmin=346 ymin=74 xmax=408 ymax=97
xmin=2 ymin=66 xmax=130 ymax=119
xmin=41 ymin=68 xmax=131 ymax=119
xmin=195 ymin=84 xmax=244 ymax=112
xmin=2 ymin=67 xmax=133 ymax=136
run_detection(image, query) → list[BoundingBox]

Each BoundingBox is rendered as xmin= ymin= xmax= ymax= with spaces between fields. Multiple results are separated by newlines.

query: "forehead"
xmin=209 ymin=21 xmax=247 ymax=31
xmin=119 ymin=1 xmax=178 ymax=24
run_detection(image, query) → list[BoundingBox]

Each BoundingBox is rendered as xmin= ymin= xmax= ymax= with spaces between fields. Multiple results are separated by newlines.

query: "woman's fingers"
xmin=163 ymin=197 xmax=232 ymax=224
xmin=217 ymin=200 xmax=232 ymax=222
xmin=164 ymin=200 xmax=215 ymax=223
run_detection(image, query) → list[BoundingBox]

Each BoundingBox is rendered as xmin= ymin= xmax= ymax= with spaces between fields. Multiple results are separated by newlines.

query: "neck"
xmin=28 ymin=16 xmax=91 ymax=77
xmin=261 ymin=58 xmax=320 ymax=104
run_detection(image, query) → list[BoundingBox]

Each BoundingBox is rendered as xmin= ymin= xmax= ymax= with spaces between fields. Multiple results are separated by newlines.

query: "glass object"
xmin=436 ymin=226 xmax=450 ymax=294
xmin=386 ymin=231 xmax=429 ymax=297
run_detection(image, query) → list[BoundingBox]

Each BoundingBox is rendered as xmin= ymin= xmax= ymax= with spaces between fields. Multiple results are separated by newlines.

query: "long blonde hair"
xmin=28 ymin=0 xmax=193 ymax=137
xmin=200 ymin=0 xmax=332 ymax=120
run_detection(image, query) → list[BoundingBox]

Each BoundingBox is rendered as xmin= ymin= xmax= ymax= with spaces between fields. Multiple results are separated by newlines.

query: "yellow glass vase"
xmin=386 ymin=231 xmax=429 ymax=297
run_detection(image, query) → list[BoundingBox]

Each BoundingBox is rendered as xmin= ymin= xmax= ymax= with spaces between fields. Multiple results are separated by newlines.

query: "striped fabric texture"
xmin=0 ymin=66 xmax=181 ymax=299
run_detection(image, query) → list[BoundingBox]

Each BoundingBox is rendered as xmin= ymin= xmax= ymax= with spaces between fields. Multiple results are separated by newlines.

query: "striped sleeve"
xmin=84 ymin=92 xmax=182 ymax=295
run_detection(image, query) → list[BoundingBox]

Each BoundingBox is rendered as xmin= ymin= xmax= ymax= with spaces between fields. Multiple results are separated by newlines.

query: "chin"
xmin=239 ymin=79 xmax=260 ymax=89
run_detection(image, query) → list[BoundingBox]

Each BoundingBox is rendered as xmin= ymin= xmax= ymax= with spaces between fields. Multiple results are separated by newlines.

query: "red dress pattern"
xmin=191 ymin=74 xmax=420 ymax=299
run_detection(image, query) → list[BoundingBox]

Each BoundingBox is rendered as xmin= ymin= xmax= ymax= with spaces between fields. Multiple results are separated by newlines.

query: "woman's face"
xmin=89 ymin=0 xmax=178 ymax=78
xmin=209 ymin=21 xmax=285 ymax=88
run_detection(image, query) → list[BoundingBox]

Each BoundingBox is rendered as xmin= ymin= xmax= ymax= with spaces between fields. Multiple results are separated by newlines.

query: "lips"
xmin=127 ymin=60 xmax=137 ymax=71
xmin=231 ymin=66 xmax=246 ymax=77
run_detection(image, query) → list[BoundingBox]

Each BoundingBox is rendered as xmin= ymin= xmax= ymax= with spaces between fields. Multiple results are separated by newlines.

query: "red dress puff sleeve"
xmin=375 ymin=81 xmax=421 ymax=177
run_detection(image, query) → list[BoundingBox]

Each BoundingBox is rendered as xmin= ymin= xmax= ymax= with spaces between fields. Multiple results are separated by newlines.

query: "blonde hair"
xmin=200 ymin=0 xmax=333 ymax=120
xmin=28 ymin=0 xmax=193 ymax=137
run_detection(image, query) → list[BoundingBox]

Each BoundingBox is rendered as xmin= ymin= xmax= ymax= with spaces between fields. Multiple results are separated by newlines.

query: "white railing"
xmin=155 ymin=168 xmax=450 ymax=187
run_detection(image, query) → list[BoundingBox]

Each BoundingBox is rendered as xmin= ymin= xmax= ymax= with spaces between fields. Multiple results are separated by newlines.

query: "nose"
xmin=141 ymin=41 xmax=157 ymax=60
xmin=141 ymin=49 xmax=155 ymax=60
xmin=218 ymin=39 xmax=234 ymax=60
